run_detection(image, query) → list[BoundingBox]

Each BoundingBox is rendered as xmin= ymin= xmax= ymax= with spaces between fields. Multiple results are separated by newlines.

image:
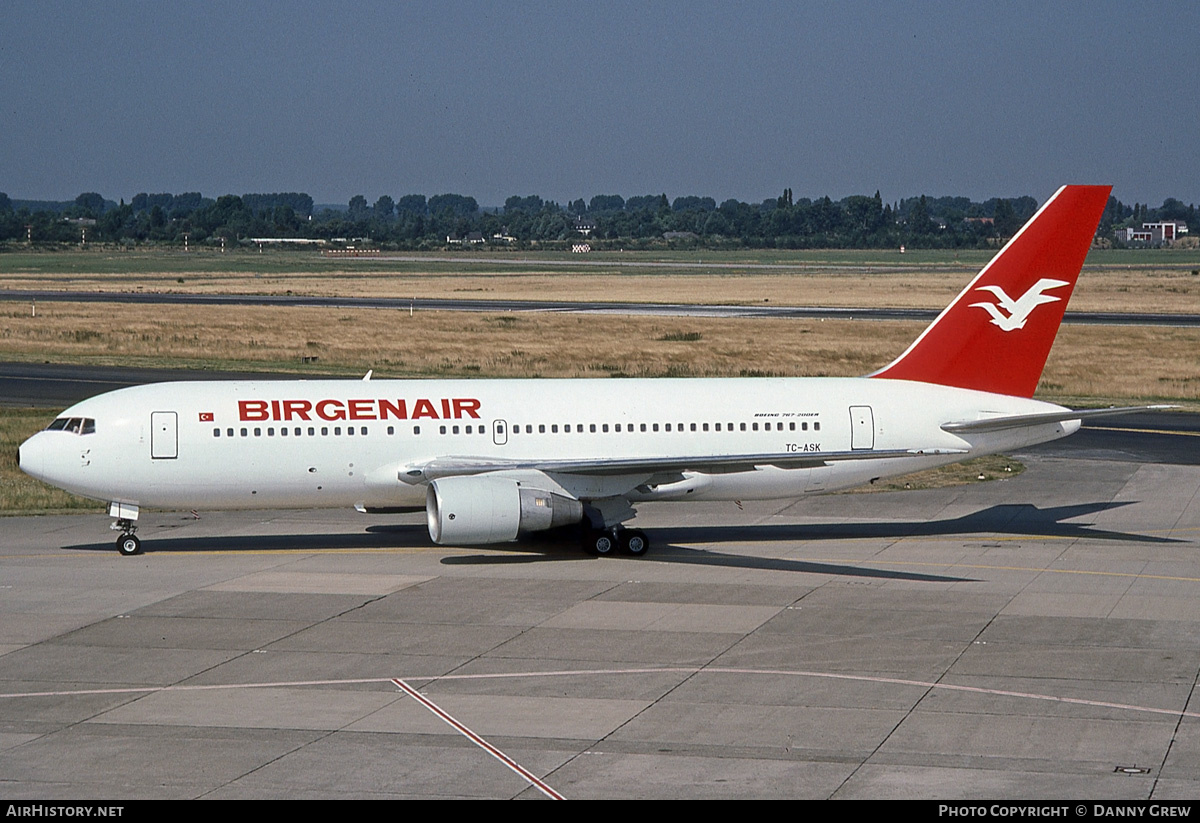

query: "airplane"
xmin=19 ymin=184 xmax=1158 ymax=558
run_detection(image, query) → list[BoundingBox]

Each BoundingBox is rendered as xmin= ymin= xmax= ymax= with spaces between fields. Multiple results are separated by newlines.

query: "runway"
xmin=1 ymin=440 xmax=1199 ymax=797
xmin=3 ymin=288 xmax=1199 ymax=326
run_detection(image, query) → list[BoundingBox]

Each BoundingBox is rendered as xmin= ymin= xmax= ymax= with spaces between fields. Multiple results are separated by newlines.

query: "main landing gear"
xmin=582 ymin=527 xmax=650 ymax=557
xmin=112 ymin=519 xmax=141 ymax=556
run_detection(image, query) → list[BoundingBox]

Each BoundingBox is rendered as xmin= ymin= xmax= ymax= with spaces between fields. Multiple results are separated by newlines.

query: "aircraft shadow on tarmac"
xmin=653 ymin=501 xmax=1182 ymax=546
xmin=60 ymin=501 xmax=1179 ymax=585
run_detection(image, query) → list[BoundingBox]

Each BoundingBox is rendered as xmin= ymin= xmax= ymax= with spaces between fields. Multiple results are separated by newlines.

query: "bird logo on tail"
xmin=969 ymin=278 xmax=1070 ymax=332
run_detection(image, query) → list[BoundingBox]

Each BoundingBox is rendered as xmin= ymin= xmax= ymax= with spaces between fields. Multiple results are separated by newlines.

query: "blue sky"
xmin=3 ymin=1 xmax=1196 ymax=208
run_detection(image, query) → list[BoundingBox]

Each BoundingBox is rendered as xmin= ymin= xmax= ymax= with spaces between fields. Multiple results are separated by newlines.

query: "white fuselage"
xmin=18 ymin=376 xmax=1076 ymax=512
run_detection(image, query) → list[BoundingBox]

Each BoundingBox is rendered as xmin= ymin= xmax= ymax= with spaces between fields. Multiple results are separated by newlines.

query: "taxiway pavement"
xmin=1 ymin=445 xmax=1198 ymax=798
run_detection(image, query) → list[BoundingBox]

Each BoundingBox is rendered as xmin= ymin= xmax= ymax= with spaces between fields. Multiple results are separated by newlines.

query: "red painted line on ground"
xmin=391 ymin=677 xmax=565 ymax=800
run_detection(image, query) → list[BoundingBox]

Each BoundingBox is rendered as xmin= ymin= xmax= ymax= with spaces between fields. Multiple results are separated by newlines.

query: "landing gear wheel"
xmin=621 ymin=529 xmax=649 ymax=557
xmin=583 ymin=529 xmax=618 ymax=557
xmin=116 ymin=534 xmax=142 ymax=556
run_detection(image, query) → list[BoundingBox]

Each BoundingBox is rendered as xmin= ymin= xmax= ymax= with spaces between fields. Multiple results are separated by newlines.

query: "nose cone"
xmin=18 ymin=432 xmax=47 ymax=483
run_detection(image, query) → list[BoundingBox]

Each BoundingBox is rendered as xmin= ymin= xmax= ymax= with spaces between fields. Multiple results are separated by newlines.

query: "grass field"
xmin=2 ymin=247 xmax=1198 ymax=314
xmin=0 ymin=301 xmax=1195 ymax=404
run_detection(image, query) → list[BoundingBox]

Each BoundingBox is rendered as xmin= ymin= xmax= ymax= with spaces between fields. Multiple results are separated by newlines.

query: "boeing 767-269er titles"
xmin=19 ymin=185 xmax=1160 ymax=556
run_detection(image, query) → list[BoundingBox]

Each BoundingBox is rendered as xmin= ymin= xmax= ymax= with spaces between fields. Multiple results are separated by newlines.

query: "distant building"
xmin=575 ymin=217 xmax=595 ymax=236
xmin=1117 ymin=221 xmax=1189 ymax=245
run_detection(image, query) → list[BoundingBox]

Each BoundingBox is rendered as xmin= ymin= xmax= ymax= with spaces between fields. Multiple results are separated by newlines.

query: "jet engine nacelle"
xmin=426 ymin=475 xmax=584 ymax=545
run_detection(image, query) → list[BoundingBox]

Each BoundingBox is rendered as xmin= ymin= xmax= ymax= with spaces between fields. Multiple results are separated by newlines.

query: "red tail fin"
xmin=870 ymin=185 xmax=1111 ymax=397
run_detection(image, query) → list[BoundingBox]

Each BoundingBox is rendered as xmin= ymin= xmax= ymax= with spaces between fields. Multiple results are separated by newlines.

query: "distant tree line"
xmin=0 ymin=187 xmax=1194 ymax=250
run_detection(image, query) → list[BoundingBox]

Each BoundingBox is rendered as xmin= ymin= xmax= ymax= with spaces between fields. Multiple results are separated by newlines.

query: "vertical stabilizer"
xmin=870 ymin=185 xmax=1111 ymax=397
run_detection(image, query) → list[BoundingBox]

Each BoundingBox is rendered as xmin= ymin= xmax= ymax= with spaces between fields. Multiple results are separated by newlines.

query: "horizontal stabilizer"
xmin=941 ymin=405 xmax=1175 ymax=434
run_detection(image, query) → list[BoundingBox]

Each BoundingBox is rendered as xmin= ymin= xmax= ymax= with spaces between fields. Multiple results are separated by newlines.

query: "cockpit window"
xmin=46 ymin=417 xmax=95 ymax=435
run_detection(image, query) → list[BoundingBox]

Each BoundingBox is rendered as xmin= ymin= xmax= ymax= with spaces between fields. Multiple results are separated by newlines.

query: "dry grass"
xmin=2 ymin=255 xmax=1198 ymax=314
xmin=0 ymin=301 xmax=1196 ymax=404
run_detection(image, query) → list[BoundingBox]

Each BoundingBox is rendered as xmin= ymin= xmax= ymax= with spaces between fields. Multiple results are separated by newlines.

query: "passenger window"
xmin=439 ymin=425 xmax=446 ymax=434
xmin=387 ymin=426 xmax=395 ymax=435
xmin=413 ymin=426 xmax=420 ymax=435
xmin=227 ymin=428 xmax=234 ymax=437
xmin=213 ymin=428 xmax=220 ymax=437
xmin=453 ymin=425 xmax=460 ymax=434
xmin=814 ymin=422 xmax=820 ymax=431
xmin=241 ymin=428 xmax=248 ymax=437
xmin=254 ymin=428 xmax=262 ymax=436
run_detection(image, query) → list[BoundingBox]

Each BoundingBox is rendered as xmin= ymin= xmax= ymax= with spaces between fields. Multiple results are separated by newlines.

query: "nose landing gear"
xmin=115 ymin=530 xmax=142 ymax=556
xmin=107 ymin=503 xmax=142 ymax=556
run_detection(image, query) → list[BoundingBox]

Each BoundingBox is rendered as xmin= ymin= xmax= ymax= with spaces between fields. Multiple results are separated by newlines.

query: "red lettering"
xmin=282 ymin=400 xmax=312 ymax=421
xmin=378 ymin=399 xmax=407 ymax=420
xmin=412 ymin=399 xmax=438 ymax=419
xmin=453 ymin=398 xmax=481 ymax=419
xmin=243 ymin=397 xmax=478 ymax=422
xmin=316 ymin=399 xmax=346 ymax=421
xmin=347 ymin=399 xmax=376 ymax=420
xmin=239 ymin=400 xmax=269 ymax=421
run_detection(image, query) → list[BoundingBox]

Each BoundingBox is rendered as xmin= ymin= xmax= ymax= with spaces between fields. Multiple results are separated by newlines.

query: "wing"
xmin=396 ymin=447 xmax=967 ymax=485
